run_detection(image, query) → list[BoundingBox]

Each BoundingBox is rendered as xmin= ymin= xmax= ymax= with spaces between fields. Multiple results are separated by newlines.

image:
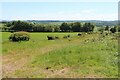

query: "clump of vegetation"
xmin=9 ymin=31 xmax=30 ymax=42
xmin=47 ymin=35 xmax=59 ymax=40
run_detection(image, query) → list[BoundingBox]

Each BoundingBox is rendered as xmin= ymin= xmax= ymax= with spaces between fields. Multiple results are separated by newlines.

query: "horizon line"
xmin=1 ymin=19 xmax=118 ymax=21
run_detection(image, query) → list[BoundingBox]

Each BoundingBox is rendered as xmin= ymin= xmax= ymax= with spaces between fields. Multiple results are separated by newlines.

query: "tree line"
xmin=1 ymin=20 xmax=119 ymax=33
xmin=2 ymin=20 xmax=95 ymax=32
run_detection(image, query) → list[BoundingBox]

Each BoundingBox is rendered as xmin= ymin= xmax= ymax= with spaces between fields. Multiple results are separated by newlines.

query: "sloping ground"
xmin=2 ymin=44 xmax=66 ymax=77
xmin=2 ymin=33 xmax=118 ymax=78
xmin=27 ymin=34 xmax=118 ymax=78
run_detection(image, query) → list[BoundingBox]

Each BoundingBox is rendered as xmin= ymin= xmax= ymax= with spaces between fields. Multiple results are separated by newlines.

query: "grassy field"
xmin=1 ymin=32 xmax=118 ymax=78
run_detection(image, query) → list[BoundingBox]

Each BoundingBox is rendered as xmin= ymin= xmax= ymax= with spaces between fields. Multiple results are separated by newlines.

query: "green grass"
xmin=2 ymin=32 xmax=118 ymax=78
xmin=31 ymin=34 xmax=118 ymax=77
xmin=2 ymin=32 xmax=77 ymax=54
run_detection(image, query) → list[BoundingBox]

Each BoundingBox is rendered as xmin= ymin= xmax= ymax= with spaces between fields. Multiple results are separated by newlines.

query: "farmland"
xmin=1 ymin=1 xmax=119 ymax=79
xmin=1 ymin=32 xmax=118 ymax=78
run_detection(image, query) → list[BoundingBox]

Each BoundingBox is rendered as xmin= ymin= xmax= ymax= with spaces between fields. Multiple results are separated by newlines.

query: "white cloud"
xmin=8 ymin=10 xmax=117 ymax=21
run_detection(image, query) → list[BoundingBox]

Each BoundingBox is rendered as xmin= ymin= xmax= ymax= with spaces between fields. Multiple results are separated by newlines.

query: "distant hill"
xmin=1 ymin=20 xmax=118 ymax=27
xmin=26 ymin=20 xmax=118 ymax=27
xmin=79 ymin=20 xmax=118 ymax=27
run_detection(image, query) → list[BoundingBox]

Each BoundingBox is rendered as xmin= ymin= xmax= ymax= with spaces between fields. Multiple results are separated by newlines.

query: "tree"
xmin=89 ymin=24 xmax=95 ymax=32
xmin=105 ymin=25 xmax=109 ymax=33
xmin=10 ymin=21 xmax=33 ymax=31
xmin=71 ymin=22 xmax=81 ymax=32
xmin=82 ymin=22 xmax=95 ymax=32
xmin=105 ymin=25 xmax=109 ymax=31
xmin=118 ymin=26 xmax=120 ymax=32
xmin=32 ymin=24 xmax=44 ymax=32
xmin=110 ymin=26 xmax=116 ymax=33
xmin=54 ymin=26 xmax=60 ymax=32
xmin=6 ymin=22 xmax=12 ymax=27
xmin=44 ymin=26 xmax=53 ymax=32
xmin=60 ymin=22 xmax=70 ymax=32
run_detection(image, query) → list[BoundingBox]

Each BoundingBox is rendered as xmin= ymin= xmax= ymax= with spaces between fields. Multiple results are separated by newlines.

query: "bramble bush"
xmin=9 ymin=31 xmax=30 ymax=42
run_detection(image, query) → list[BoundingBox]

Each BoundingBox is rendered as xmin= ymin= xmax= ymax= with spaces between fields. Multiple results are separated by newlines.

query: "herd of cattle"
xmin=47 ymin=33 xmax=82 ymax=40
xmin=9 ymin=32 xmax=82 ymax=42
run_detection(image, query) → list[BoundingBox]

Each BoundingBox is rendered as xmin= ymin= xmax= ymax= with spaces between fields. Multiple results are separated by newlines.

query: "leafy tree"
xmin=54 ymin=26 xmax=60 ymax=32
xmin=82 ymin=22 xmax=94 ymax=32
xmin=60 ymin=22 xmax=70 ymax=32
xmin=105 ymin=25 xmax=109 ymax=31
xmin=105 ymin=25 xmax=109 ymax=33
xmin=10 ymin=21 xmax=33 ymax=31
xmin=32 ymin=24 xmax=44 ymax=32
xmin=6 ymin=22 xmax=12 ymax=27
xmin=71 ymin=22 xmax=81 ymax=32
xmin=89 ymin=24 xmax=95 ymax=32
xmin=118 ymin=26 xmax=120 ymax=32
xmin=44 ymin=26 xmax=53 ymax=32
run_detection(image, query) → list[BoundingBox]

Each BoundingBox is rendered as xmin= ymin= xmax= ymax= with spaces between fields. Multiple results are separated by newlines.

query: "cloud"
xmin=7 ymin=10 xmax=117 ymax=21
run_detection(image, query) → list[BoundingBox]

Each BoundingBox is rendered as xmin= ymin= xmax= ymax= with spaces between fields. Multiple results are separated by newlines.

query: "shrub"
xmin=9 ymin=31 xmax=30 ymax=42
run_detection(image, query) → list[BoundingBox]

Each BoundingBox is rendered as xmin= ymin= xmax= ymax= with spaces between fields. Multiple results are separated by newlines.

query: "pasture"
xmin=1 ymin=32 xmax=118 ymax=78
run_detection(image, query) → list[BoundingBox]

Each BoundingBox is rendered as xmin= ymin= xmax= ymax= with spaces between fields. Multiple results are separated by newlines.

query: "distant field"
xmin=2 ymin=32 xmax=118 ymax=78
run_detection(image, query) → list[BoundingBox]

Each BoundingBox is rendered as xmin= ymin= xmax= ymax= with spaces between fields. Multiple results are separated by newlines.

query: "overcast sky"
xmin=1 ymin=1 xmax=119 ymax=21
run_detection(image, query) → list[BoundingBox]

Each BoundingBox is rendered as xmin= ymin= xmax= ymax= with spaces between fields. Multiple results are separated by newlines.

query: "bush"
xmin=9 ymin=31 xmax=30 ymax=42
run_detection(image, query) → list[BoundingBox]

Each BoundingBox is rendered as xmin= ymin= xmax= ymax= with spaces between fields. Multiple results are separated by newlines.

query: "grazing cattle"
xmin=55 ymin=36 xmax=59 ymax=39
xmin=47 ymin=36 xmax=59 ymax=40
xmin=47 ymin=36 xmax=55 ymax=40
xmin=45 ymin=67 xmax=51 ymax=70
xmin=67 ymin=35 xmax=70 ymax=38
xmin=63 ymin=36 xmax=68 ymax=38
xmin=78 ymin=33 xmax=82 ymax=36
xmin=106 ymin=33 xmax=108 ymax=35
xmin=63 ymin=35 xmax=70 ymax=39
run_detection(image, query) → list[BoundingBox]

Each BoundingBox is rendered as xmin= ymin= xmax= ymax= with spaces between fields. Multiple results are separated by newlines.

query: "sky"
xmin=1 ymin=1 xmax=119 ymax=21
xmin=0 ymin=0 xmax=120 ymax=2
